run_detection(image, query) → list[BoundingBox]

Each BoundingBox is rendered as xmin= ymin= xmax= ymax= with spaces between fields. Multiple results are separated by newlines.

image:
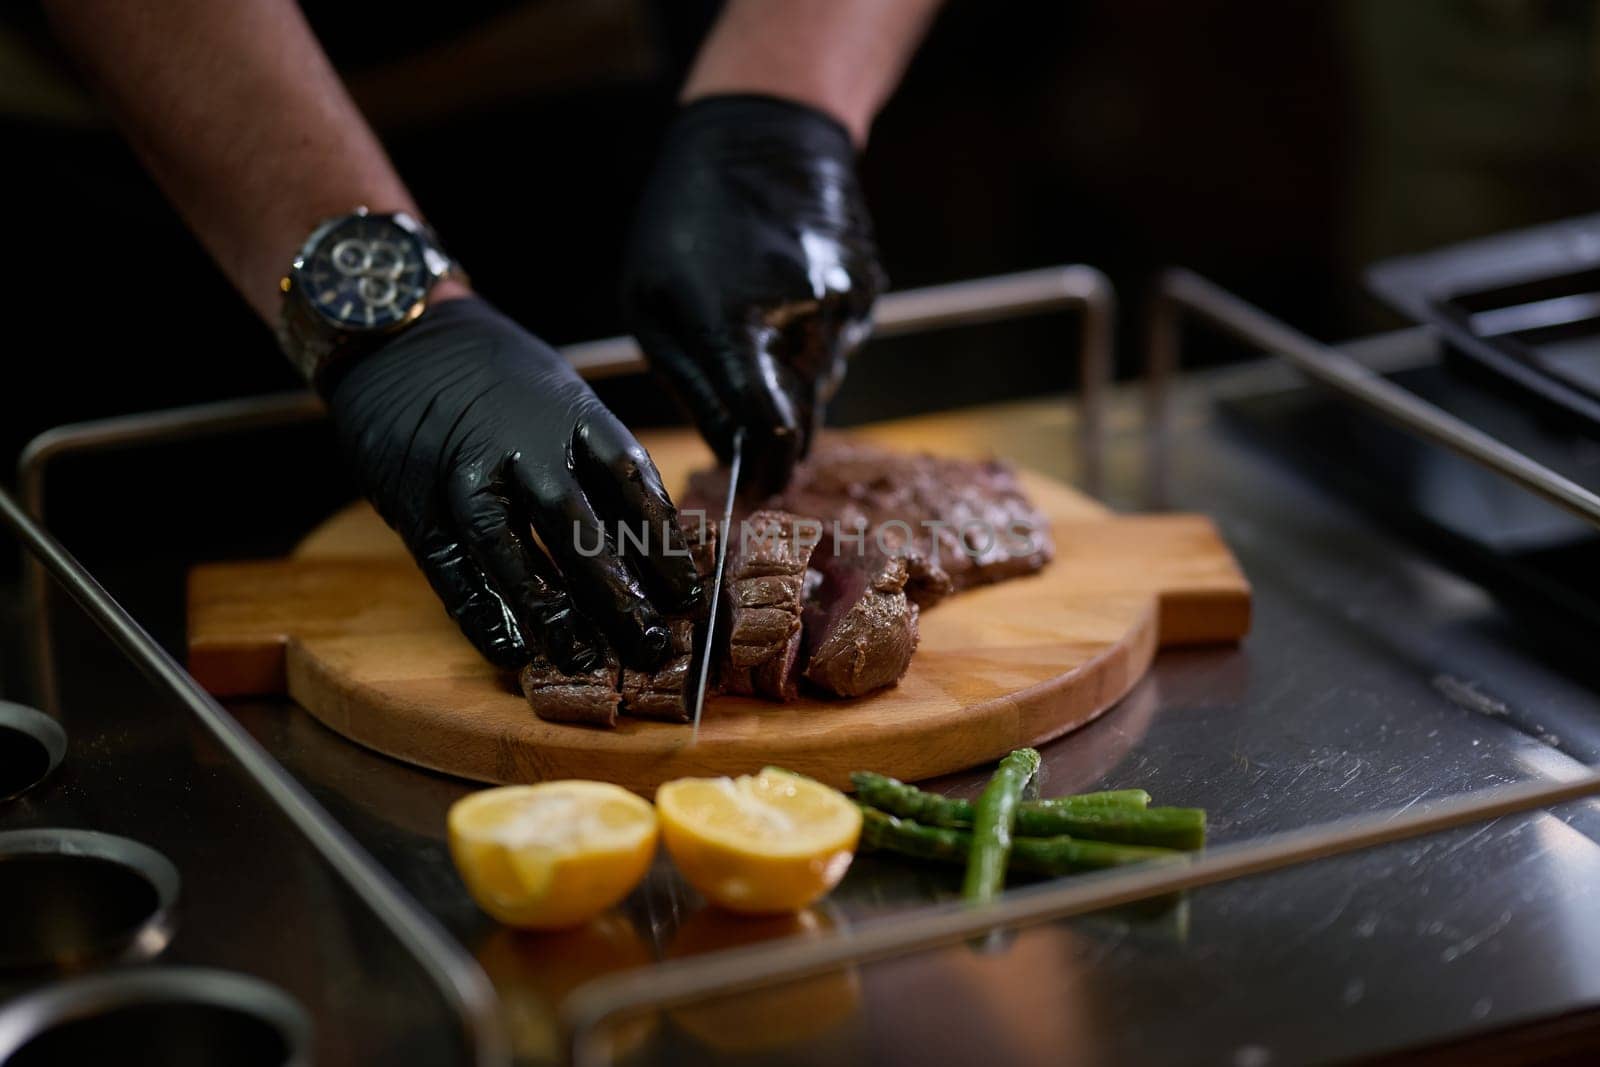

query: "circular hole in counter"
xmin=0 ymin=968 xmax=311 ymax=1067
xmin=0 ymin=703 xmax=66 ymax=801
xmin=0 ymin=830 xmax=179 ymax=971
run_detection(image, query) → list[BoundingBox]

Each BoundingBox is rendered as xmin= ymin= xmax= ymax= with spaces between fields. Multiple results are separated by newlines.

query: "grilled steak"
xmin=618 ymin=518 xmax=718 ymax=721
xmin=802 ymin=552 xmax=920 ymax=698
xmin=685 ymin=437 xmax=1051 ymax=595
xmin=523 ymin=439 xmax=1054 ymax=716
xmin=519 ymin=652 xmax=621 ymax=727
xmin=721 ymin=510 xmax=817 ymax=700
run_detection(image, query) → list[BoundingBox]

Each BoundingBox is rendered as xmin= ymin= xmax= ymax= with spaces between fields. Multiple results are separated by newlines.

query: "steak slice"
xmin=618 ymin=517 xmax=718 ymax=722
xmin=619 ymin=617 xmax=697 ymax=721
xmin=802 ymin=552 xmax=920 ymax=698
xmin=721 ymin=510 xmax=817 ymax=701
xmin=518 ymin=517 xmax=716 ymax=726
xmin=519 ymin=652 xmax=621 ymax=727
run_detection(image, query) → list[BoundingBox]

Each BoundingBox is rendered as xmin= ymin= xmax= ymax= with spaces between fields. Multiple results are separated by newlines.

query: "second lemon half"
xmin=656 ymin=768 xmax=861 ymax=913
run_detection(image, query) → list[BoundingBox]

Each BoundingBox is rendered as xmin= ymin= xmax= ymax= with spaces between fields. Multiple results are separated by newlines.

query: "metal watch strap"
xmin=275 ymin=277 xmax=344 ymax=388
xmin=275 ymin=209 xmax=459 ymax=393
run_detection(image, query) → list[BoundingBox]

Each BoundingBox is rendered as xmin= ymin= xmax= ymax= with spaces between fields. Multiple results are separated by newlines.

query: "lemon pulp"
xmin=656 ymin=769 xmax=860 ymax=913
xmin=448 ymin=781 xmax=657 ymax=930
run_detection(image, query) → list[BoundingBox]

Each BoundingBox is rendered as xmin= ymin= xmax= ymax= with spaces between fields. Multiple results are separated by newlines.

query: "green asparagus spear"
xmin=961 ymin=748 xmax=1042 ymax=903
xmin=851 ymin=771 xmax=1149 ymax=820
xmin=859 ymin=807 xmax=1182 ymax=875
xmin=1027 ymin=790 xmax=1153 ymax=810
xmin=851 ymin=772 xmax=1204 ymax=850
xmin=859 ymin=805 xmax=972 ymax=863
xmin=1014 ymin=805 xmax=1206 ymax=851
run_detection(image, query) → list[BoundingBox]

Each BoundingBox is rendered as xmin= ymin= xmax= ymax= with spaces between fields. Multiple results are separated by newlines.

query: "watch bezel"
xmin=288 ymin=208 xmax=452 ymax=335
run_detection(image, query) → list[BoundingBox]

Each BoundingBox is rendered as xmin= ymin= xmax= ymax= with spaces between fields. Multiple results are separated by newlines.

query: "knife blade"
xmin=691 ymin=428 xmax=744 ymax=741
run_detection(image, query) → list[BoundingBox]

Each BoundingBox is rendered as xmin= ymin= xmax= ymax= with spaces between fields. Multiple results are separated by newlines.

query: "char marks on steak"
xmin=802 ymin=552 xmax=920 ymax=698
xmin=721 ymin=510 xmax=817 ymax=701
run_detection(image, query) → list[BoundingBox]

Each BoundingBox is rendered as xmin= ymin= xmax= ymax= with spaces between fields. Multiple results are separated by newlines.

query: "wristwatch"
xmin=276 ymin=208 xmax=461 ymax=390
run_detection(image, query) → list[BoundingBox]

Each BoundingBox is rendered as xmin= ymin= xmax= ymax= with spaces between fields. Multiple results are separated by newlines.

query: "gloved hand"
xmin=622 ymin=93 xmax=885 ymax=494
xmin=328 ymin=296 xmax=703 ymax=673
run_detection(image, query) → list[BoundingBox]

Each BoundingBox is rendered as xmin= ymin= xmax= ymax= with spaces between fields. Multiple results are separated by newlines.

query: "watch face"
xmin=300 ymin=214 xmax=432 ymax=330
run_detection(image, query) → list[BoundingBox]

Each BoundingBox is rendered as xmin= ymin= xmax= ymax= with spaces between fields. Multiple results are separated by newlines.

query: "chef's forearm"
xmin=42 ymin=0 xmax=460 ymax=323
xmin=683 ymin=0 xmax=943 ymax=145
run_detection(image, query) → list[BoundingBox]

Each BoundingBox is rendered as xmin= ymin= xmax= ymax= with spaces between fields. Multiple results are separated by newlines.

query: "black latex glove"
xmin=622 ymin=93 xmax=886 ymax=494
xmin=329 ymin=297 xmax=702 ymax=673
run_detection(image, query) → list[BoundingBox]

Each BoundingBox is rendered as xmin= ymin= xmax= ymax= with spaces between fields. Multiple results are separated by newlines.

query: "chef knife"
xmin=691 ymin=428 xmax=744 ymax=741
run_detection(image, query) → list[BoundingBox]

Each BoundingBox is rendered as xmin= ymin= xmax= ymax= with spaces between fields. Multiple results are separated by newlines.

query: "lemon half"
xmin=448 ymin=781 xmax=657 ymax=930
xmin=656 ymin=769 xmax=860 ymax=913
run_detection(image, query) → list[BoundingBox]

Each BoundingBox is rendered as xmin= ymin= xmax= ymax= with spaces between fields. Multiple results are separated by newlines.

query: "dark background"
xmin=4 ymin=0 xmax=1600 ymax=564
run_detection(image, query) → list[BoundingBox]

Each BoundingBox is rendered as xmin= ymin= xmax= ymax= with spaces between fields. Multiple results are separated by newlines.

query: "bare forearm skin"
xmin=44 ymin=0 xmax=933 ymax=322
xmin=43 ymin=0 xmax=465 ymax=323
xmin=683 ymin=0 xmax=944 ymax=145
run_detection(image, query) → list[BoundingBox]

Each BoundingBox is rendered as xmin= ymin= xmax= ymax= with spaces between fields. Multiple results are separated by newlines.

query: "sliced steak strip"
xmin=517 ymin=517 xmax=717 ymax=726
xmin=680 ymin=513 xmax=720 ymax=580
xmin=619 ymin=518 xmax=718 ymax=722
xmin=802 ymin=552 xmax=920 ymax=698
xmin=519 ymin=653 xmax=620 ymax=727
xmin=721 ymin=510 xmax=817 ymax=701
xmin=619 ymin=617 xmax=698 ymax=721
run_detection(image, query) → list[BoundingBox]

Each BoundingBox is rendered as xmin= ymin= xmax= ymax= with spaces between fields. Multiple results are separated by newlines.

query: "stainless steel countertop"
xmin=10 ymin=332 xmax=1600 ymax=1065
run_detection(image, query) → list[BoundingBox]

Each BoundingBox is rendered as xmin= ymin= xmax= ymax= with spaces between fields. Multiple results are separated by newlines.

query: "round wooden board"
xmin=188 ymin=423 xmax=1250 ymax=792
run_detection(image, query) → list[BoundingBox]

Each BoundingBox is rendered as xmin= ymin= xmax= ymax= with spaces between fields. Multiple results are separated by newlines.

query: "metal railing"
xmin=1143 ymin=268 xmax=1600 ymax=528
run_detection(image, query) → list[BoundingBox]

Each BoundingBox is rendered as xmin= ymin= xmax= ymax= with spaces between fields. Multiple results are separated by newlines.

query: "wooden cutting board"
xmin=188 ymin=421 xmax=1250 ymax=793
